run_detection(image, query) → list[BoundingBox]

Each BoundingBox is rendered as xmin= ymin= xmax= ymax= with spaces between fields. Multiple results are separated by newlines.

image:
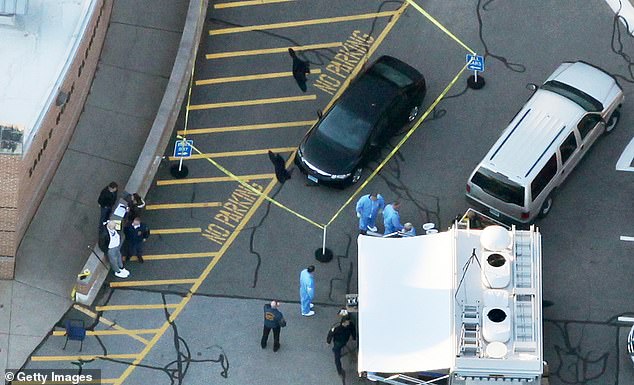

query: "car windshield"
xmin=541 ymin=80 xmax=603 ymax=112
xmin=370 ymin=62 xmax=414 ymax=88
xmin=471 ymin=168 xmax=525 ymax=206
xmin=316 ymin=107 xmax=371 ymax=151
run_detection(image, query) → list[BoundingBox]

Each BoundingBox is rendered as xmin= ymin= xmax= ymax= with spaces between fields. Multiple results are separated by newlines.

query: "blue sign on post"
xmin=466 ymin=54 xmax=485 ymax=72
xmin=173 ymin=140 xmax=193 ymax=158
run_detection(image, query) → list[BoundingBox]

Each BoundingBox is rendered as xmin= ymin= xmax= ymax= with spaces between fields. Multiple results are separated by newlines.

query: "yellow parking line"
xmin=214 ymin=0 xmax=293 ymax=9
xmin=72 ymin=304 xmax=151 ymax=345
xmin=110 ymin=278 xmax=198 ymax=288
xmin=178 ymin=120 xmax=315 ymax=135
xmin=206 ymin=42 xmax=342 ymax=60
xmin=157 ymin=174 xmax=275 ymax=186
xmin=146 ymin=202 xmax=222 ymax=210
xmin=209 ymin=11 xmax=397 ymax=35
xmin=52 ymin=329 xmax=160 ymax=336
xmin=152 ymin=227 xmax=201 ymax=235
xmin=95 ymin=304 xmax=179 ymax=311
xmin=188 ymin=95 xmax=316 ymax=110
xmin=31 ymin=353 xmax=139 ymax=362
xmin=196 ymin=69 xmax=321 ymax=86
xmin=140 ymin=252 xmax=218 ymax=260
xmin=168 ymin=147 xmax=296 ymax=161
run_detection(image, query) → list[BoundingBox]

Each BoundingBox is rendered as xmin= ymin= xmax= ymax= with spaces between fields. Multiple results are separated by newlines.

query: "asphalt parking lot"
xmin=24 ymin=1 xmax=634 ymax=384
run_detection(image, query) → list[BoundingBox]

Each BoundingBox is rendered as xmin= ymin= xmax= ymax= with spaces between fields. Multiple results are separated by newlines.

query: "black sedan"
xmin=295 ymin=55 xmax=426 ymax=186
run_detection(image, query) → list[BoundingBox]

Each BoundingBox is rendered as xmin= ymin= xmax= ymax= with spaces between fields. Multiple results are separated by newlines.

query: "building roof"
xmin=0 ymin=0 xmax=95 ymax=152
xmin=357 ymin=224 xmax=543 ymax=382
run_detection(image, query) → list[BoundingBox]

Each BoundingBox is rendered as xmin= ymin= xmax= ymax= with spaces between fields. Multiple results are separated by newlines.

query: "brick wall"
xmin=0 ymin=0 xmax=113 ymax=279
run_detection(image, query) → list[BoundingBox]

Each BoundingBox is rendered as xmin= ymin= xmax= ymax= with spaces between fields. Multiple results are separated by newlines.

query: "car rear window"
xmin=541 ymin=80 xmax=603 ymax=112
xmin=471 ymin=168 xmax=525 ymax=206
xmin=371 ymin=62 xmax=414 ymax=88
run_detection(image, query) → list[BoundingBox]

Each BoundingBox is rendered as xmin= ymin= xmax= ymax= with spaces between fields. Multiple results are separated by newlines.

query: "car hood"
xmin=300 ymin=133 xmax=360 ymax=175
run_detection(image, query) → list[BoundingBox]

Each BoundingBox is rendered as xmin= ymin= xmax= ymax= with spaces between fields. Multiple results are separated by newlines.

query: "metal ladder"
xmin=460 ymin=304 xmax=482 ymax=357
xmin=514 ymin=233 xmax=533 ymax=289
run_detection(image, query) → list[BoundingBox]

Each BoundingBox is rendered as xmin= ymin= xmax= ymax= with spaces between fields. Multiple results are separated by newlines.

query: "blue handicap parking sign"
xmin=173 ymin=140 xmax=193 ymax=157
xmin=466 ymin=54 xmax=485 ymax=72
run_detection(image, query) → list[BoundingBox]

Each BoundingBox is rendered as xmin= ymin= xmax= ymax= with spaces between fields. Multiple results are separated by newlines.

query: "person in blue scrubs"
xmin=299 ymin=265 xmax=316 ymax=316
xmin=383 ymin=201 xmax=404 ymax=235
xmin=355 ymin=193 xmax=385 ymax=234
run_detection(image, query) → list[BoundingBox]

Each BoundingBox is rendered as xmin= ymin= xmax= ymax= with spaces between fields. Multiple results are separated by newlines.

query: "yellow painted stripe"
xmin=152 ymin=227 xmax=201 ymax=235
xmin=95 ymin=304 xmax=179 ymax=311
xmin=188 ymin=94 xmax=316 ymax=110
xmin=52 ymin=329 xmax=160 ymax=336
xmin=110 ymin=278 xmax=198 ymax=288
xmin=140 ymin=252 xmax=218 ymax=260
xmin=196 ymin=69 xmax=321 ymax=85
xmin=206 ymin=42 xmax=342 ymax=60
xmin=31 ymin=353 xmax=138 ymax=362
xmin=214 ymin=0 xmax=293 ymax=9
xmin=157 ymin=173 xmax=274 ymax=186
xmin=209 ymin=11 xmax=397 ymax=35
xmin=168 ymin=146 xmax=296 ymax=161
xmin=72 ymin=304 xmax=151 ymax=344
xmin=146 ymin=202 xmax=222 ymax=210
xmin=178 ymin=120 xmax=315 ymax=135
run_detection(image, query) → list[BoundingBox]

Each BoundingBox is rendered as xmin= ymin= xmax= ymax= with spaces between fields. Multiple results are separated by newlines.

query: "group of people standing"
xmin=97 ymin=181 xmax=150 ymax=279
xmin=355 ymin=193 xmax=416 ymax=236
xmin=260 ymin=265 xmax=356 ymax=378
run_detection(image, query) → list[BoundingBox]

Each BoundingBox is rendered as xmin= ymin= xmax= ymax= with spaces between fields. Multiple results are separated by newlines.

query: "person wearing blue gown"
xmin=355 ymin=193 xmax=385 ymax=234
xmin=299 ymin=265 xmax=316 ymax=316
xmin=383 ymin=201 xmax=404 ymax=235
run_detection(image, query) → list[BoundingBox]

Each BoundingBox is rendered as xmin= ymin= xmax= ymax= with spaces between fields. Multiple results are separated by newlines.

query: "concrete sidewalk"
xmin=0 ymin=0 xmax=189 ymax=373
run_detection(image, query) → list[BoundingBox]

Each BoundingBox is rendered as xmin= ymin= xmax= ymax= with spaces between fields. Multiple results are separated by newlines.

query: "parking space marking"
xmin=72 ymin=304 xmax=151 ymax=345
xmin=188 ymin=94 xmax=316 ymax=110
xmin=138 ymin=252 xmax=218 ymax=260
xmin=110 ymin=279 xmax=198 ymax=288
xmin=206 ymin=42 xmax=342 ymax=60
xmin=178 ymin=120 xmax=315 ymax=135
xmin=151 ymin=227 xmax=202 ymax=235
xmin=31 ymin=354 xmax=139 ymax=362
xmin=616 ymin=137 xmax=634 ymax=171
xmin=209 ymin=11 xmax=397 ymax=35
xmin=95 ymin=304 xmax=180 ymax=311
xmin=156 ymin=174 xmax=275 ymax=186
xmin=52 ymin=329 xmax=160 ymax=337
xmin=146 ymin=202 xmax=222 ymax=210
xmin=168 ymin=147 xmax=295 ymax=161
xmin=195 ymin=69 xmax=322 ymax=85
xmin=620 ymin=236 xmax=634 ymax=242
xmin=214 ymin=0 xmax=294 ymax=9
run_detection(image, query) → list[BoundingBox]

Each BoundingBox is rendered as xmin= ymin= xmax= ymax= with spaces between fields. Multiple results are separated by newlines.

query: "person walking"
xmin=98 ymin=220 xmax=129 ymax=278
xmin=299 ymin=265 xmax=315 ymax=316
xmin=327 ymin=315 xmax=357 ymax=377
xmin=288 ymin=48 xmax=310 ymax=92
xmin=123 ymin=216 xmax=150 ymax=263
xmin=98 ymin=182 xmax=118 ymax=224
xmin=355 ymin=193 xmax=384 ymax=234
xmin=383 ymin=201 xmax=404 ymax=235
xmin=261 ymin=300 xmax=286 ymax=352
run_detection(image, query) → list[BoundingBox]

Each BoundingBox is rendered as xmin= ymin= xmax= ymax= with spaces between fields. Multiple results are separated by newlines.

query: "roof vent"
xmin=480 ymin=225 xmax=512 ymax=251
xmin=482 ymin=251 xmax=512 ymax=288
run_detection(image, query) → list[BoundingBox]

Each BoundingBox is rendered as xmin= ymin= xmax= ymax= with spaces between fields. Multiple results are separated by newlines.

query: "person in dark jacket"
xmin=98 ymin=182 xmax=118 ymax=224
xmin=123 ymin=216 xmax=150 ymax=263
xmin=261 ymin=300 xmax=286 ymax=352
xmin=123 ymin=193 xmax=146 ymax=226
xmin=327 ymin=316 xmax=357 ymax=377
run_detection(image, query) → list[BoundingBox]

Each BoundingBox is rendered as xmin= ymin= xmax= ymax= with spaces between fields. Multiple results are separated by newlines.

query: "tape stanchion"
xmin=325 ymin=63 xmax=470 ymax=227
xmin=405 ymin=0 xmax=475 ymax=54
xmin=178 ymin=136 xmax=325 ymax=230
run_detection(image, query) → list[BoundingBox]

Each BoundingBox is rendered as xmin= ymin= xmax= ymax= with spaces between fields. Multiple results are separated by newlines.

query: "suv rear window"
xmin=541 ymin=80 xmax=603 ymax=112
xmin=471 ymin=168 xmax=525 ymax=206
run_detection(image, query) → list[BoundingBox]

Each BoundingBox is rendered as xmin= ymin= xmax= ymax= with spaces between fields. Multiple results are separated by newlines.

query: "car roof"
xmin=546 ymin=61 xmax=619 ymax=105
xmin=481 ymin=89 xmax=585 ymax=183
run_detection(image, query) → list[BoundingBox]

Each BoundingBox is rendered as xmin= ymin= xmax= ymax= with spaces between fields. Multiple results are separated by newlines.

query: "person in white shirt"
xmin=98 ymin=220 xmax=129 ymax=278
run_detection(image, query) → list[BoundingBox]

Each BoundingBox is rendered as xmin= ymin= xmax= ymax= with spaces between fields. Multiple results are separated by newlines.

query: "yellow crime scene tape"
xmin=404 ymin=0 xmax=476 ymax=54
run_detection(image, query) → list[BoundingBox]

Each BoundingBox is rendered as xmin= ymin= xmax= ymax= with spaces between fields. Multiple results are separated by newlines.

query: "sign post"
xmin=170 ymin=139 xmax=193 ymax=178
xmin=466 ymin=54 xmax=485 ymax=90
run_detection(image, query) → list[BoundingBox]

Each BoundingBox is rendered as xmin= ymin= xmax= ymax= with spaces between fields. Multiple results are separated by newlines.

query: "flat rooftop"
xmin=0 ymin=0 xmax=95 ymax=153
